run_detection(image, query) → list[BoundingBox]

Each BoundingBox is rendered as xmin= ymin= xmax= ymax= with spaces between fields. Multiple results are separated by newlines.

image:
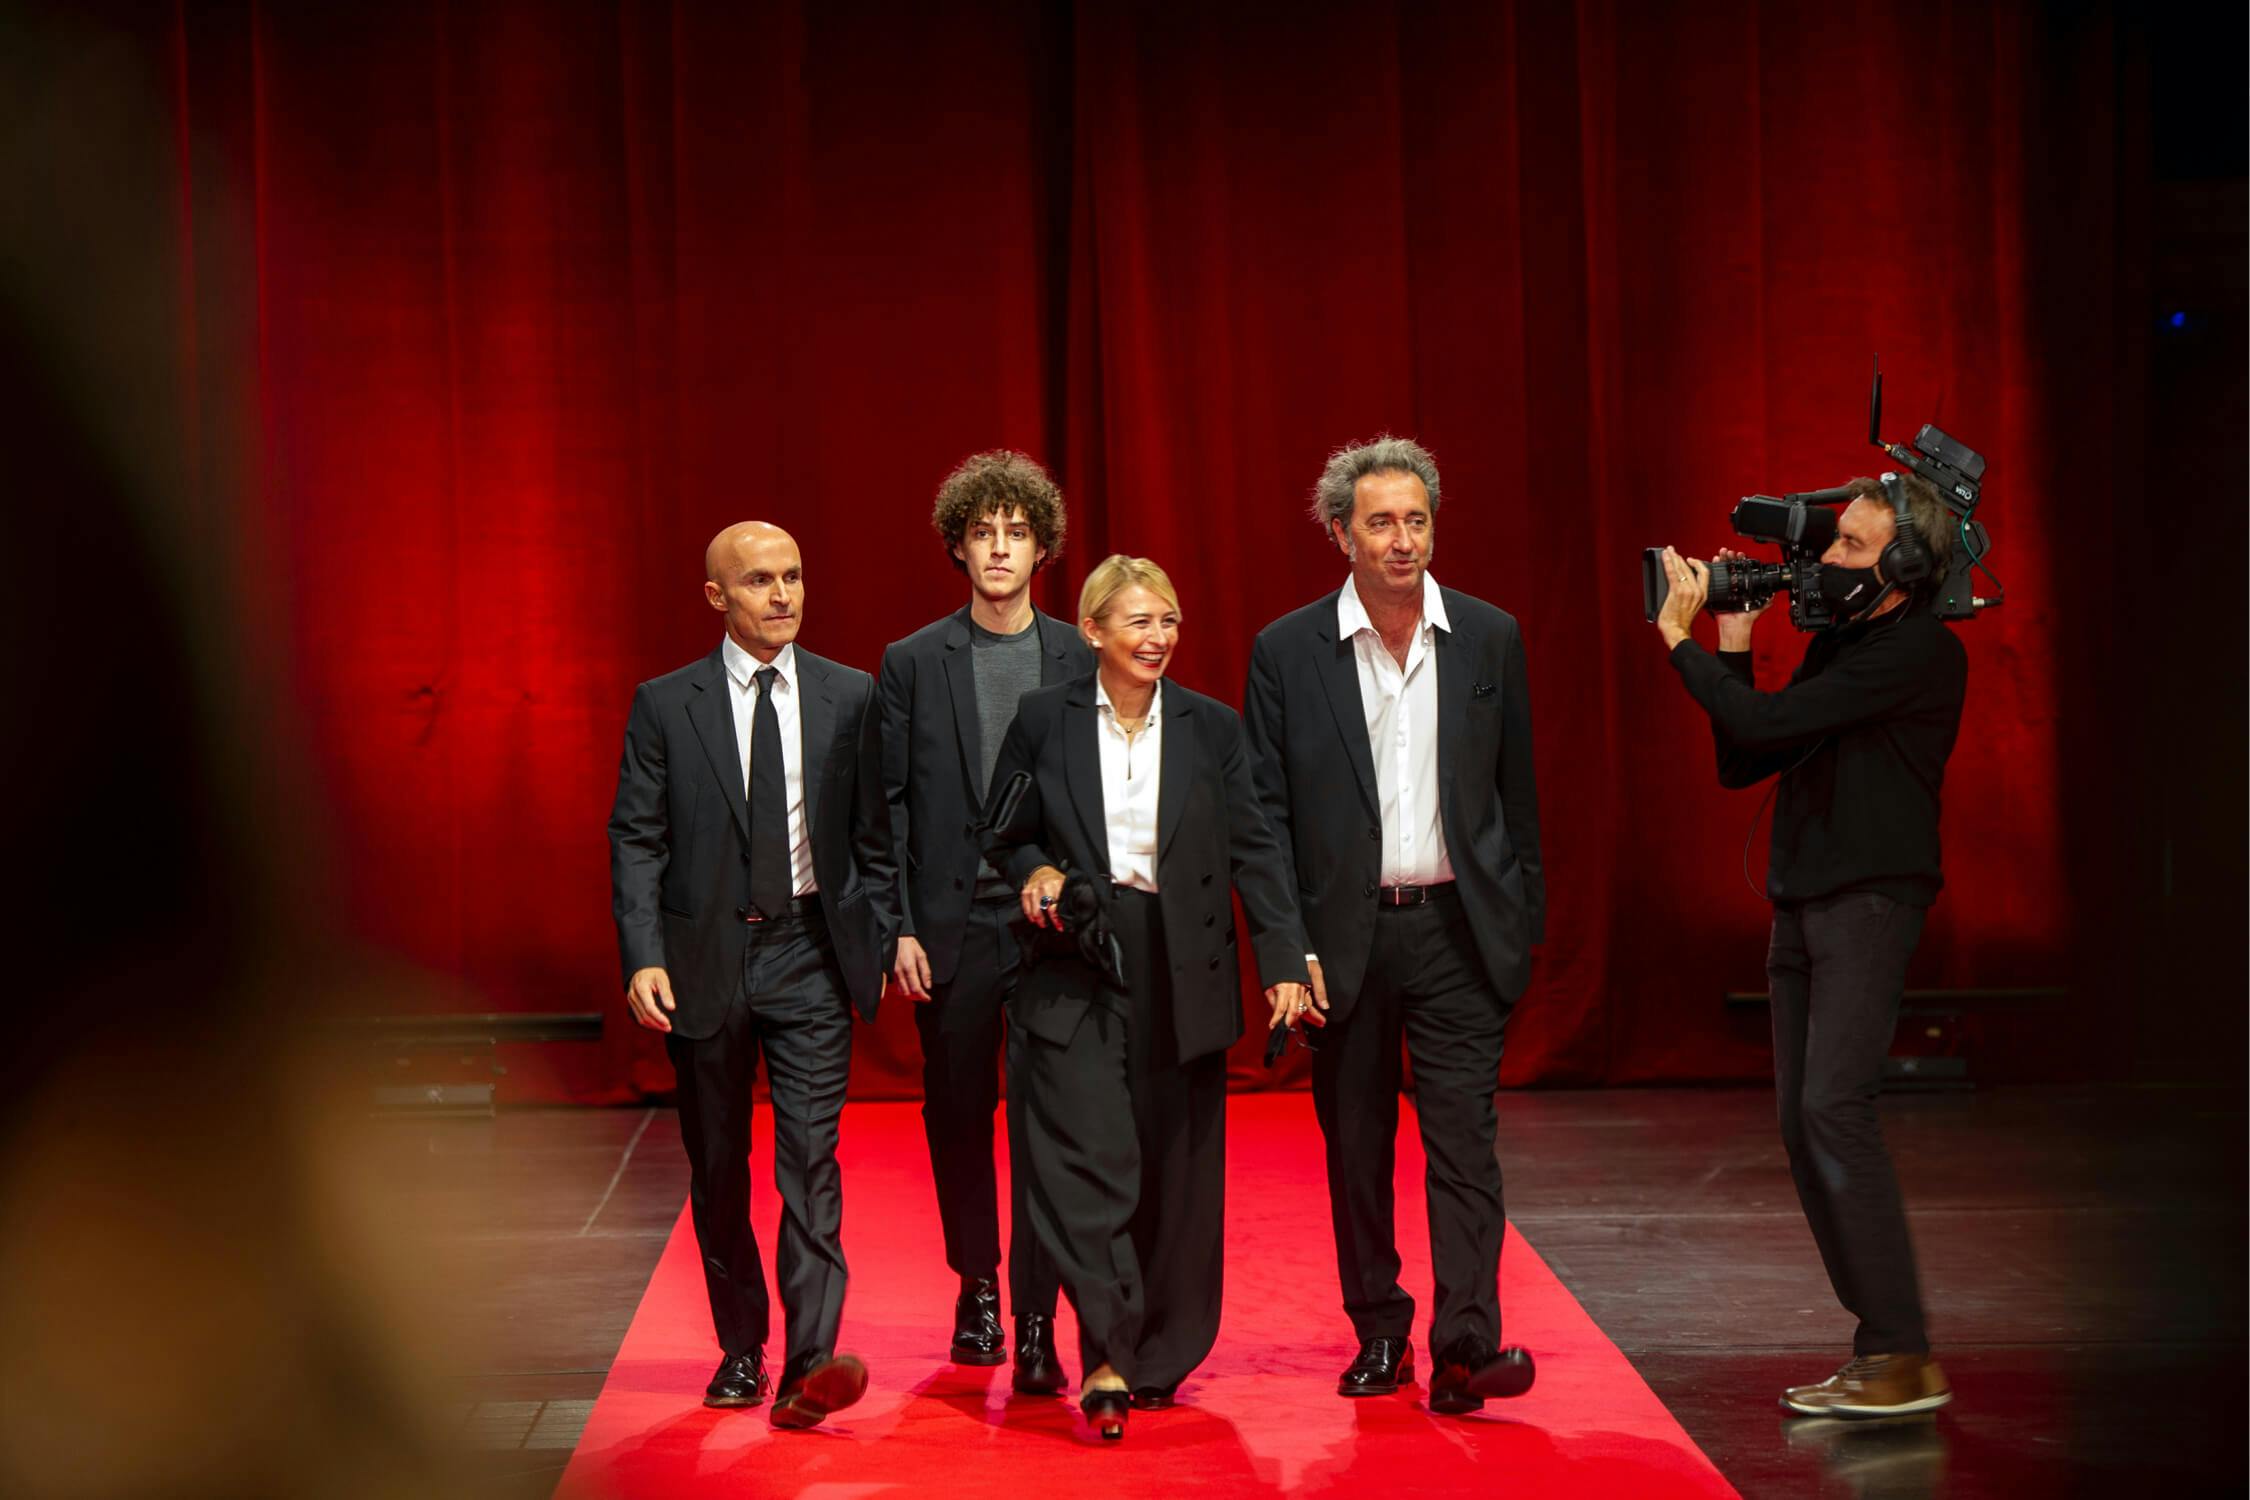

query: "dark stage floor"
xmin=391 ymin=1084 xmax=2247 ymax=1498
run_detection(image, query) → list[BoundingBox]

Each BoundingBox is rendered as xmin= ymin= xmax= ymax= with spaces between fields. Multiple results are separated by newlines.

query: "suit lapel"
xmin=687 ymin=649 xmax=751 ymax=845
xmin=1434 ymin=611 xmax=1469 ymax=827
xmin=1317 ymin=614 xmax=1381 ymax=819
xmin=1035 ymin=608 xmax=1079 ymax=686
xmin=1156 ymin=689 xmax=1193 ymax=860
xmin=940 ymin=610 xmax=981 ymax=798
xmin=798 ymin=650 xmax=837 ymax=836
xmin=1062 ymin=688 xmax=1110 ymax=873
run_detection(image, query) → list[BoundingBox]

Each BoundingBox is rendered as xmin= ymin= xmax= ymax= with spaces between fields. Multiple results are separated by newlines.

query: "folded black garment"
xmin=1263 ymin=1022 xmax=1290 ymax=1069
xmin=981 ymin=771 xmax=1125 ymax=989
xmin=1056 ymin=870 xmax=1126 ymax=990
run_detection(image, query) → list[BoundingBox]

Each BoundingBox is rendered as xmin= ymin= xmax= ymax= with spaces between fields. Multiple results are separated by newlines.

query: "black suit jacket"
xmin=608 ymin=644 xmax=899 ymax=1038
xmin=1243 ymin=585 xmax=1544 ymax=1017
xmin=875 ymin=605 xmax=1093 ymax=984
xmin=982 ymin=674 xmax=1309 ymax=1065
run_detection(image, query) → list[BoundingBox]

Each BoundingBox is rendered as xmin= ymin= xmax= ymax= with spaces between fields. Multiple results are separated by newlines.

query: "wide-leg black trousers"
xmin=1017 ymin=888 xmax=1227 ymax=1390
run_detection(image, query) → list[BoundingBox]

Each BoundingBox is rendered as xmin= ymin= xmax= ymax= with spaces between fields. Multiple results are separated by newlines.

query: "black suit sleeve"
xmin=982 ymin=706 xmax=1058 ymax=891
xmin=849 ymin=678 xmax=902 ymax=968
xmin=1216 ymin=707 xmax=1310 ymax=988
xmin=875 ymin=644 xmax=918 ymax=940
xmin=607 ymin=683 xmax=669 ymax=985
xmin=1498 ymin=623 xmax=1546 ymax=945
xmin=1240 ymin=632 xmax=1301 ymax=896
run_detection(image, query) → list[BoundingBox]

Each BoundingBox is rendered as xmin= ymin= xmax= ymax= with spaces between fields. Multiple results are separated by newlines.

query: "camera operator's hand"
xmin=1654 ymin=547 xmax=1708 ymax=651
xmin=1712 ymin=547 xmax=1768 ymax=651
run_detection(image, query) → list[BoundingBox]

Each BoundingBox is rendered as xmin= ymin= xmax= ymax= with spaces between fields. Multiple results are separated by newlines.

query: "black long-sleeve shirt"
xmin=1669 ymin=605 xmax=1967 ymax=907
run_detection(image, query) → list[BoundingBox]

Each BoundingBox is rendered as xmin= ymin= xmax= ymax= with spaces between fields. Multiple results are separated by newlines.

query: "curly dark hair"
xmin=932 ymin=450 xmax=1067 ymax=574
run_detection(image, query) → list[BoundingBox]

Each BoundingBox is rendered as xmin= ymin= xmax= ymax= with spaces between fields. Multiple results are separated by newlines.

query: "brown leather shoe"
xmin=1781 ymin=1354 xmax=1951 ymax=1418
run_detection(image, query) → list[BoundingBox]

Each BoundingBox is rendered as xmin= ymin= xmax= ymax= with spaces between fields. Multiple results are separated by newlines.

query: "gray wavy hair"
xmin=1309 ymin=436 xmax=1443 ymax=531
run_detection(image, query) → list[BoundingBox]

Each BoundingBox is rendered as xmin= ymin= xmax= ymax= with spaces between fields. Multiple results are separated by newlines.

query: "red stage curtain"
xmin=92 ymin=1 xmax=2142 ymax=1099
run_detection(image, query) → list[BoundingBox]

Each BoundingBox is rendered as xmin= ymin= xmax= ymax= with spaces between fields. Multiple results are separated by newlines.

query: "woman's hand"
xmin=1021 ymin=865 xmax=1067 ymax=930
xmin=1265 ymin=981 xmax=1315 ymax=1031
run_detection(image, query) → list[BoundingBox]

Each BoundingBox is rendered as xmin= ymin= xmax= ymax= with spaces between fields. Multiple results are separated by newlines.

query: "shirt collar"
xmin=1094 ymin=674 xmax=1163 ymax=724
xmin=1337 ymin=570 xmax=1449 ymax=638
xmin=722 ymin=636 xmax=797 ymax=692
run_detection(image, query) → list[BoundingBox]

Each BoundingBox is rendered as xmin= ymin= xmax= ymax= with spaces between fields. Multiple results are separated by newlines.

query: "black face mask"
xmin=1817 ymin=563 xmax=1887 ymax=623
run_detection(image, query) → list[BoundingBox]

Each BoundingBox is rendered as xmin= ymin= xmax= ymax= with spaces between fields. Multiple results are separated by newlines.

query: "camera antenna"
xmin=1868 ymin=356 xmax=1883 ymax=448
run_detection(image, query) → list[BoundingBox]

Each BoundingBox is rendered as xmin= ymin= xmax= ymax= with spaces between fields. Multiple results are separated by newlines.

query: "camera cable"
xmin=1959 ymin=516 xmax=2005 ymax=607
xmin=1740 ymin=736 xmax=1829 ymax=904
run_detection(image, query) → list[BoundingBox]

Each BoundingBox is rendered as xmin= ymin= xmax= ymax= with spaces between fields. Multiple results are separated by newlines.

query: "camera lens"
xmin=1706 ymin=558 xmax=1790 ymax=614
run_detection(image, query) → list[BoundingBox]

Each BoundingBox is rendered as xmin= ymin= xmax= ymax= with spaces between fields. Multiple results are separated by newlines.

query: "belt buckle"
xmin=1384 ymin=885 xmax=1427 ymax=907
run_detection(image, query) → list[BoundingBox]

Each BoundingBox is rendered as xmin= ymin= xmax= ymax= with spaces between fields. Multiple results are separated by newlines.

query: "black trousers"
xmin=1018 ymin=888 xmax=1227 ymax=1390
xmin=1312 ymin=890 xmax=1512 ymax=1354
xmin=664 ymin=911 xmax=854 ymax=1386
xmin=911 ymin=896 xmax=1059 ymax=1317
xmin=1769 ymin=890 xmax=1931 ymax=1356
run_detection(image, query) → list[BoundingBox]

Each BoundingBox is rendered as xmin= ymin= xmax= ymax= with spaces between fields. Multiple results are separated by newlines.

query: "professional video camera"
xmin=1642 ymin=360 xmax=2004 ymax=630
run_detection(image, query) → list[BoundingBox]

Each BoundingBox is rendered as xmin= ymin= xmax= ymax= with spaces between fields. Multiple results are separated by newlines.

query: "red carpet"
xmin=556 ymin=1093 xmax=1736 ymax=1498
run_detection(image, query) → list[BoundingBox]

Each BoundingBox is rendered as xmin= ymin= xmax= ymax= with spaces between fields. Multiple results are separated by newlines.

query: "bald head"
xmin=705 ymin=521 xmax=796 ymax=582
xmin=703 ymin=521 xmax=804 ymax=661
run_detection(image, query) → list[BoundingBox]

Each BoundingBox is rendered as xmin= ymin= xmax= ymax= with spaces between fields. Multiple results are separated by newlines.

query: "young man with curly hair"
xmin=874 ymin=451 xmax=1092 ymax=1393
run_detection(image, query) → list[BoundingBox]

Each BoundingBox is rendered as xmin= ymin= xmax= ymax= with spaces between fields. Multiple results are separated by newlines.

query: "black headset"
xmin=1876 ymin=471 xmax=1933 ymax=588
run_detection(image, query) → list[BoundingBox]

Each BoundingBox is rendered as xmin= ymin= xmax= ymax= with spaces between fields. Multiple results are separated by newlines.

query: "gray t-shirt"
xmin=969 ymin=618 xmax=1044 ymax=895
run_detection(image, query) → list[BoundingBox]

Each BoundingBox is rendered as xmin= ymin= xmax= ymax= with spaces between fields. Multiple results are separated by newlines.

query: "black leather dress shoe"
xmin=1012 ymin=1312 xmax=1068 ymax=1395
xmin=1427 ymin=1339 xmax=1535 ymax=1414
xmin=771 ymin=1352 xmax=869 ymax=1430
xmin=1129 ymin=1384 xmax=1177 ymax=1411
xmin=1338 ymin=1337 xmax=1415 ymax=1397
xmin=951 ymin=1275 xmax=1006 ymax=1365
xmin=703 ymin=1350 xmax=771 ymax=1408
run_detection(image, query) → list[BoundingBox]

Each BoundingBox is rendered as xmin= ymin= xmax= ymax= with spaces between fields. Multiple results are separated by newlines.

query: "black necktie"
xmin=749 ymin=666 xmax=792 ymax=918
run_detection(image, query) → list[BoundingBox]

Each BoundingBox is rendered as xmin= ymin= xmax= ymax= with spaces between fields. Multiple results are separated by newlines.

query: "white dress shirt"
xmin=1094 ymin=676 xmax=1162 ymax=894
xmin=1337 ymin=570 xmax=1453 ymax=887
xmin=721 ymin=635 xmax=816 ymax=896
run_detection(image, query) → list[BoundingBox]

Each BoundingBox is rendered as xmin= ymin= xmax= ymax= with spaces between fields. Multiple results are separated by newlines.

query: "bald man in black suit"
xmin=609 ymin=521 xmax=897 ymax=1429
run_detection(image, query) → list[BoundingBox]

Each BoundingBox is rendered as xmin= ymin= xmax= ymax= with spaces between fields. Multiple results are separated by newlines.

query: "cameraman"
xmin=1653 ymin=473 xmax=1965 ymax=1419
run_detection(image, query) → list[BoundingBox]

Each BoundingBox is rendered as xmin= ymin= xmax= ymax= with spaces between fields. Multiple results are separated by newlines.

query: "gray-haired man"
xmin=1242 ymin=437 xmax=1545 ymax=1415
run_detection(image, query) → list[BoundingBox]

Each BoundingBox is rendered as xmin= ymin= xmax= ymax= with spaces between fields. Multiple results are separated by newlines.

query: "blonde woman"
xmin=983 ymin=555 xmax=1310 ymax=1440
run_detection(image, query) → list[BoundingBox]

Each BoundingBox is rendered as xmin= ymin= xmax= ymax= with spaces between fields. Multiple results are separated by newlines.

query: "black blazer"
xmin=608 ymin=644 xmax=899 ymax=1038
xmin=983 ymin=673 xmax=1309 ymax=1064
xmin=875 ymin=605 xmax=1093 ymax=984
xmin=1243 ymin=586 xmax=1544 ymax=1016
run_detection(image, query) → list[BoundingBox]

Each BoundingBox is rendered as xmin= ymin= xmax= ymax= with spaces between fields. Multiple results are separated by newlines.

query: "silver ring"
xmin=1038 ymin=895 xmax=1054 ymax=909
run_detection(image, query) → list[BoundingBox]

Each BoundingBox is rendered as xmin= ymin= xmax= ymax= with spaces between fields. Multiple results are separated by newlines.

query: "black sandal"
xmin=1080 ymin=1386 xmax=1129 ymax=1441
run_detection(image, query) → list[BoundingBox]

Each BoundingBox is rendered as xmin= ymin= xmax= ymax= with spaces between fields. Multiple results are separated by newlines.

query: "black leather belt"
xmin=741 ymin=895 xmax=823 ymax=924
xmin=1376 ymin=882 xmax=1456 ymax=909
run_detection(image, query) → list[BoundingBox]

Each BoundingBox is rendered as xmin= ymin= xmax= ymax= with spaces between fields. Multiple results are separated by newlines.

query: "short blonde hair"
xmin=1078 ymin=554 xmax=1180 ymax=624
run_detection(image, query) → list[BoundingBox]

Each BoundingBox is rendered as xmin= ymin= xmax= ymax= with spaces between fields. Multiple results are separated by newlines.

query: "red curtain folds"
xmin=104 ymin=1 xmax=2147 ymax=1099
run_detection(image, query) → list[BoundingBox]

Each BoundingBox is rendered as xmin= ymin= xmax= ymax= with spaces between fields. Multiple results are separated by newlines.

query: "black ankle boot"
xmin=950 ymin=1276 xmax=1005 ymax=1365
xmin=1011 ymin=1311 xmax=1068 ymax=1395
